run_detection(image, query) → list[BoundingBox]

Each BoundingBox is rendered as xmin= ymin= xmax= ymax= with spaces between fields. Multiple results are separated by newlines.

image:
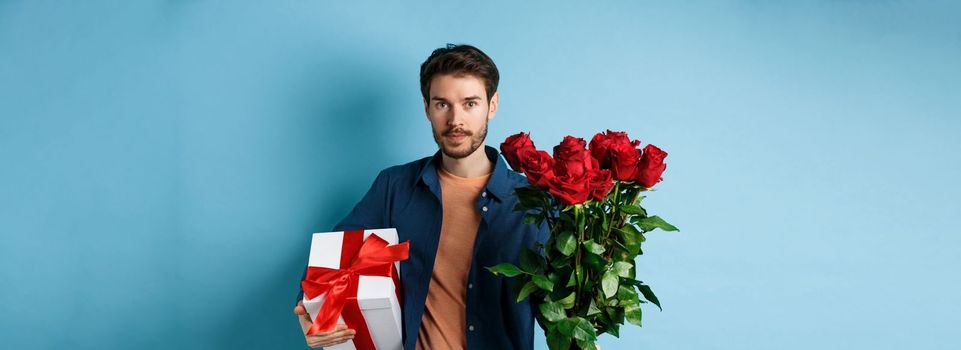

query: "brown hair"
xmin=419 ymin=44 xmax=500 ymax=103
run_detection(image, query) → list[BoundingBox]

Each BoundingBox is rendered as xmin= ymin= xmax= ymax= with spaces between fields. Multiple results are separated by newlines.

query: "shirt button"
xmin=468 ymin=325 xmax=475 ymax=331
xmin=468 ymin=283 xmax=473 ymax=289
xmin=481 ymin=206 xmax=488 ymax=212
xmin=481 ymin=191 xmax=487 ymax=197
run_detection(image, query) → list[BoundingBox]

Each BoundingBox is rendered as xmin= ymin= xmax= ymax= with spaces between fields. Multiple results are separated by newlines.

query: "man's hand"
xmin=294 ymin=301 xmax=356 ymax=348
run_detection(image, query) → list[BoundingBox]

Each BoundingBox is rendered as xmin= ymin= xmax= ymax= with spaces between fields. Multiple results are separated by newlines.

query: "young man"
xmin=294 ymin=44 xmax=548 ymax=349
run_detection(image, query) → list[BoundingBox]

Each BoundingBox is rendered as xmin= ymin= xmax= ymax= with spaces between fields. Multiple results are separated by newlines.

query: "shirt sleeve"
xmin=294 ymin=170 xmax=391 ymax=305
xmin=331 ymin=169 xmax=391 ymax=232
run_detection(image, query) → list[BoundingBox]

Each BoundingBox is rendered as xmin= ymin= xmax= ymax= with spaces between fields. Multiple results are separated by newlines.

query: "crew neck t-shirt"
xmin=416 ymin=166 xmax=491 ymax=350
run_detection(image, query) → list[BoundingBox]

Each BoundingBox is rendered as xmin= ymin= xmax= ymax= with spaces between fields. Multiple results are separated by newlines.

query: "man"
xmin=293 ymin=44 xmax=548 ymax=349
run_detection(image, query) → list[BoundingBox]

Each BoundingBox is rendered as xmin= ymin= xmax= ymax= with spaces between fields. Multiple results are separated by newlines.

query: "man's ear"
xmin=488 ymin=91 xmax=499 ymax=121
xmin=424 ymin=99 xmax=430 ymax=121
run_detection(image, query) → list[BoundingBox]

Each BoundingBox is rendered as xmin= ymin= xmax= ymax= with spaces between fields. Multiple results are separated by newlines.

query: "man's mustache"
xmin=443 ymin=128 xmax=472 ymax=136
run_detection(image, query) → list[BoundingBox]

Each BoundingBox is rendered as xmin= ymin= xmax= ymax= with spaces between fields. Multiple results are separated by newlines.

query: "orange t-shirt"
xmin=415 ymin=167 xmax=490 ymax=350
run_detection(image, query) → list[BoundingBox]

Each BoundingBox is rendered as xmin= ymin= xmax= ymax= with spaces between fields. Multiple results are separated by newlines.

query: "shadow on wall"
xmin=215 ymin=52 xmax=406 ymax=349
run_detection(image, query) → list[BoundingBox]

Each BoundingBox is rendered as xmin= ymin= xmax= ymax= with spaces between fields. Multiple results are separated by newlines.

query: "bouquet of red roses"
xmin=487 ymin=130 xmax=678 ymax=350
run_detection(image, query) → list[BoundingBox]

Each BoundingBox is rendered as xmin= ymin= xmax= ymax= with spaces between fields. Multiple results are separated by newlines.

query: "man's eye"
xmin=467 ymin=101 xmax=476 ymax=108
xmin=436 ymin=102 xmax=447 ymax=108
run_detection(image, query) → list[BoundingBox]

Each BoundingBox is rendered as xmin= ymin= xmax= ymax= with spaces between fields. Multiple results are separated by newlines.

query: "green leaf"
xmin=624 ymin=300 xmax=643 ymax=326
xmin=519 ymin=248 xmax=542 ymax=273
xmin=539 ymin=302 xmax=567 ymax=322
xmin=558 ymin=317 xmax=597 ymax=341
xmin=637 ymin=283 xmax=663 ymax=311
xmin=565 ymin=265 xmax=582 ymax=288
xmin=634 ymin=215 xmax=679 ymax=232
xmin=615 ymin=227 xmax=642 ymax=255
xmin=583 ymin=253 xmax=607 ymax=272
xmin=546 ymin=328 xmax=571 ymax=350
xmin=555 ymin=231 xmax=576 ymax=256
xmin=619 ymin=204 xmax=645 ymax=216
xmin=516 ymin=281 xmax=537 ymax=302
xmin=610 ymin=245 xmax=633 ymax=262
xmin=620 ymin=223 xmax=645 ymax=241
xmin=557 ymin=292 xmax=576 ymax=309
xmin=613 ymin=261 xmax=634 ymax=278
xmin=617 ymin=285 xmax=639 ymax=304
xmin=550 ymin=254 xmax=571 ymax=269
xmin=608 ymin=323 xmax=621 ymax=338
xmin=547 ymin=271 xmax=562 ymax=287
xmin=523 ymin=212 xmax=541 ymax=225
xmin=594 ymin=305 xmax=611 ymax=327
xmin=601 ymin=270 xmax=619 ymax=299
xmin=486 ymin=263 xmax=524 ymax=277
xmin=515 ymin=187 xmax=545 ymax=209
xmin=586 ymin=299 xmax=602 ymax=316
xmin=582 ymin=239 xmax=606 ymax=255
xmin=633 ymin=195 xmax=646 ymax=206
xmin=606 ymin=304 xmax=624 ymax=324
xmin=532 ymin=274 xmax=554 ymax=292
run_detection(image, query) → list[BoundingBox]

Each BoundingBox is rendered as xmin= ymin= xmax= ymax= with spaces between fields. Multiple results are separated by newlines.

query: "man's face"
xmin=425 ymin=74 xmax=499 ymax=159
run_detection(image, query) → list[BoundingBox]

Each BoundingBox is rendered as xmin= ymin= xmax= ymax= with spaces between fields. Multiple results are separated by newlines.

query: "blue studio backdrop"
xmin=1 ymin=1 xmax=959 ymax=349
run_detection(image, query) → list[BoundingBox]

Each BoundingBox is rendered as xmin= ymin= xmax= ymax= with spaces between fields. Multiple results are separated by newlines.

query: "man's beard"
xmin=432 ymin=120 xmax=488 ymax=159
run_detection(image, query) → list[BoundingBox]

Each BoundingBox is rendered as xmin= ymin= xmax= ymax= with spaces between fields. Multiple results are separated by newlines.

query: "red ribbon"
xmin=301 ymin=230 xmax=409 ymax=350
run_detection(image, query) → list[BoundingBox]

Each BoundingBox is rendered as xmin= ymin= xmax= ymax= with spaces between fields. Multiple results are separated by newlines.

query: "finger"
xmin=310 ymin=329 xmax=352 ymax=343
xmin=305 ymin=330 xmax=341 ymax=342
xmin=304 ymin=324 xmax=353 ymax=340
xmin=306 ymin=338 xmax=324 ymax=348
xmin=307 ymin=337 xmax=352 ymax=347
xmin=329 ymin=328 xmax=355 ymax=339
xmin=334 ymin=331 xmax=357 ymax=344
xmin=307 ymin=335 xmax=337 ymax=347
xmin=307 ymin=324 xmax=348 ymax=334
xmin=293 ymin=305 xmax=307 ymax=315
xmin=320 ymin=334 xmax=354 ymax=348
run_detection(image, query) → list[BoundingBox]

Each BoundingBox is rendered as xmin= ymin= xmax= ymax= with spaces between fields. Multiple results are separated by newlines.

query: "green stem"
xmin=603 ymin=183 xmax=645 ymax=261
xmin=573 ymin=205 xmax=584 ymax=312
xmin=603 ymin=181 xmax=621 ymax=243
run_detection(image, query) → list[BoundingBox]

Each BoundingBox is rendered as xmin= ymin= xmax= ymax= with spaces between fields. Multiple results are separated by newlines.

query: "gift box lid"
xmin=307 ymin=228 xmax=399 ymax=270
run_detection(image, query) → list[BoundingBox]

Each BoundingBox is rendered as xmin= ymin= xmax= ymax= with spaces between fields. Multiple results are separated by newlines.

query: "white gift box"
xmin=302 ymin=228 xmax=403 ymax=350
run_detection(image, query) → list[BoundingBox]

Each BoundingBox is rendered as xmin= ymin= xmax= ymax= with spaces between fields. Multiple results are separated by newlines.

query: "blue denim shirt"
xmin=298 ymin=145 xmax=549 ymax=350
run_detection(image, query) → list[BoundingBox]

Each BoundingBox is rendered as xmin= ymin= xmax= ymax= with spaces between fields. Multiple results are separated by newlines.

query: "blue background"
xmin=2 ymin=1 xmax=959 ymax=349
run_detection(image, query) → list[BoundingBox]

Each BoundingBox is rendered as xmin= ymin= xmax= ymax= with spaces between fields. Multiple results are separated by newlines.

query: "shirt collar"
xmin=418 ymin=145 xmax=513 ymax=201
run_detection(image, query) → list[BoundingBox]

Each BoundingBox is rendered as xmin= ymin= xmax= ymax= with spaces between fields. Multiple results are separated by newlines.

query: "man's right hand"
xmin=294 ymin=301 xmax=356 ymax=348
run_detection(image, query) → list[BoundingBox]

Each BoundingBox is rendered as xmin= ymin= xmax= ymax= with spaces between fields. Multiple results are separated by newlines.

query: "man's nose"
xmin=448 ymin=105 xmax=465 ymax=128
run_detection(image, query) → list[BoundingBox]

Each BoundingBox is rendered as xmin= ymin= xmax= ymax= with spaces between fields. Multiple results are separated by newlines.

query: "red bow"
xmin=301 ymin=230 xmax=409 ymax=349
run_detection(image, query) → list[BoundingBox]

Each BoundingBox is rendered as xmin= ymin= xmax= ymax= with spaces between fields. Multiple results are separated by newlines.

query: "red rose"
xmin=608 ymin=142 xmax=641 ymax=181
xmin=589 ymin=130 xmax=639 ymax=169
xmin=635 ymin=144 xmax=668 ymax=188
xmin=500 ymin=132 xmax=535 ymax=171
xmin=547 ymin=136 xmax=595 ymax=205
xmin=516 ymin=148 xmax=555 ymax=189
xmin=589 ymin=169 xmax=614 ymax=201
xmin=548 ymin=171 xmax=591 ymax=206
xmin=552 ymin=136 xmax=594 ymax=178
